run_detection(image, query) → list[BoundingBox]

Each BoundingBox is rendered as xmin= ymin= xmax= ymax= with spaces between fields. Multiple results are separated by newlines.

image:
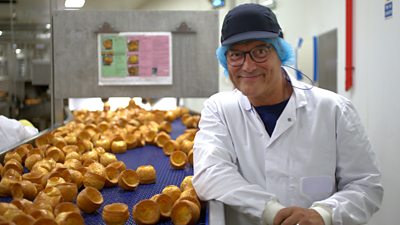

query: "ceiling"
xmin=0 ymin=0 xmax=150 ymax=28
xmin=0 ymin=0 xmax=150 ymax=42
xmin=0 ymin=0 xmax=51 ymax=24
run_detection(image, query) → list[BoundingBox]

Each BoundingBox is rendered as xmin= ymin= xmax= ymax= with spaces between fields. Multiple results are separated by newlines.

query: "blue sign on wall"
xmin=385 ymin=1 xmax=393 ymax=18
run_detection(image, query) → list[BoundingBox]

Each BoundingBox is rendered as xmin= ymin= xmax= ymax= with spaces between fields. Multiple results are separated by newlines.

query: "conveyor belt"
xmin=0 ymin=119 xmax=207 ymax=225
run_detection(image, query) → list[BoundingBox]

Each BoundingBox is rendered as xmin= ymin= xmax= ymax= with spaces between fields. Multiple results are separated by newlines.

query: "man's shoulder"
xmin=304 ymin=86 xmax=352 ymax=110
xmin=208 ymin=90 xmax=240 ymax=102
xmin=290 ymin=76 xmax=349 ymax=107
xmin=205 ymin=90 xmax=245 ymax=111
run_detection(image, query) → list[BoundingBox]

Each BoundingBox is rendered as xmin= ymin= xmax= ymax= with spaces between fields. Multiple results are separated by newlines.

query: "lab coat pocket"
xmin=300 ymin=176 xmax=334 ymax=201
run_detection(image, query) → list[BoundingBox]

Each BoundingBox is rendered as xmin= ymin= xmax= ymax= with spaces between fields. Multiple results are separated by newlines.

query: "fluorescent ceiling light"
xmin=260 ymin=0 xmax=277 ymax=9
xmin=0 ymin=31 xmax=2 ymax=36
xmin=65 ymin=0 xmax=85 ymax=8
xmin=210 ymin=0 xmax=225 ymax=8
xmin=36 ymin=33 xmax=51 ymax=39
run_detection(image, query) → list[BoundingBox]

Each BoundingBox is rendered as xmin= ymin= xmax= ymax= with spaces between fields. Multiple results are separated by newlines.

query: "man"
xmin=192 ymin=3 xmax=383 ymax=225
xmin=0 ymin=115 xmax=38 ymax=151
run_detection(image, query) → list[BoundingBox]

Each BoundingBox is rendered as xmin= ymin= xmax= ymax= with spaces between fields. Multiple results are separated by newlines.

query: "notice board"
xmin=52 ymin=10 xmax=219 ymax=98
xmin=98 ymin=32 xmax=172 ymax=85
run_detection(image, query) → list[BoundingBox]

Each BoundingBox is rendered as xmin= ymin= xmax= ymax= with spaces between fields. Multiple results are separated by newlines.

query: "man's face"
xmin=227 ymin=40 xmax=282 ymax=104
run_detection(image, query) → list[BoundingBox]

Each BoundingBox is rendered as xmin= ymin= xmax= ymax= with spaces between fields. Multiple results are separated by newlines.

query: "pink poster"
xmin=98 ymin=32 xmax=172 ymax=86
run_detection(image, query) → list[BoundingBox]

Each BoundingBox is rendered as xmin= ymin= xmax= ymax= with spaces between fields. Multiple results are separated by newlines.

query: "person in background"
xmin=192 ymin=3 xmax=383 ymax=225
xmin=0 ymin=115 xmax=38 ymax=151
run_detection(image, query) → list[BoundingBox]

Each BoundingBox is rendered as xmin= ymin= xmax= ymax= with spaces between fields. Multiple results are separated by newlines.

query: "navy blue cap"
xmin=221 ymin=3 xmax=282 ymax=45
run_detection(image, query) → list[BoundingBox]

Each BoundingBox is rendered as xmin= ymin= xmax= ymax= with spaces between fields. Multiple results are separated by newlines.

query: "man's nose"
xmin=241 ymin=53 xmax=257 ymax=72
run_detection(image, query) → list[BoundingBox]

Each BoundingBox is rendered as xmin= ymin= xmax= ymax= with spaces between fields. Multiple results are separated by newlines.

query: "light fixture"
xmin=210 ymin=0 xmax=225 ymax=8
xmin=15 ymin=49 xmax=21 ymax=54
xmin=46 ymin=24 xmax=51 ymax=29
xmin=0 ymin=31 xmax=2 ymax=36
xmin=36 ymin=33 xmax=51 ymax=39
xmin=260 ymin=0 xmax=277 ymax=9
xmin=65 ymin=0 xmax=85 ymax=8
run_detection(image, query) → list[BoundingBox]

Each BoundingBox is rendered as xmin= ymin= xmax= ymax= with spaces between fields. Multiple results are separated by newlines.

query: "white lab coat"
xmin=0 ymin=115 xmax=38 ymax=151
xmin=193 ymin=73 xmax=383 ymax=225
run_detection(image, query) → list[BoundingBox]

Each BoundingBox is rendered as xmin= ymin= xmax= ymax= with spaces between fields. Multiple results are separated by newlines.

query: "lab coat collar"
xmin=237 ymin=67 xmax=309 ymax=111
xmin=237 ymin=90 xmax=252 ymax=111
xmin=285 ymin=67 xmax=308 ymax=109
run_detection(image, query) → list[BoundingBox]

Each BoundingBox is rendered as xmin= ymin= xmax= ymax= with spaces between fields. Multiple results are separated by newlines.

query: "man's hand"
xmin=273 ymin=207 xmax=325 ymax=225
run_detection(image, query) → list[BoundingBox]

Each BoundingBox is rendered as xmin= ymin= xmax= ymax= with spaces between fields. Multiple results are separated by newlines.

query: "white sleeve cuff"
xmin=310 ymin=205 xmax=332 ymax=225
xmin=262 ymin=200 xmax=285 ymax=225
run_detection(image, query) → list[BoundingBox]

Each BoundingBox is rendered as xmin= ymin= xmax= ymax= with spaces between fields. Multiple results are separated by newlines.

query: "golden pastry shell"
xmin=136 ymin=165 xmax=156 ymax=184
xmin=154 ymin=132 xmax=171 ymax=148
xmin=53 ymin=202 xmax=80 ymax=216
xmin=171 ymin=199 xmax=200 ymax=225
xmin=161 ymin=185 xmax=182 ymax=203
xmin=111 ymin=140 xmax=127 ymax=154
xmin=180 ymin=140 xmax=194 ymax=155
xmin=106 ymin=161 xmax=126 ymax=173
xmin=104 ymin=166 xmax=120 ymax=187
xmin=162 ymin=140 xmax=180 ymax=156
xmin=169 ymin=151 xmax=188 ymax=170
xmin=55 ymin=182 xmax=78 ymax=202
xmin=25 ymin=154 xmax=43 ymax=171
xmin=82 ymin=171 xmax=105 ymax=190
xmin=55 ymin=211 xmax=84 ymax=225
xmin=76 ymin=186 xmax=103 ymax=213
xmin=180 ymin=176 xmax=194 ymax=192
xmin=33 ymin=217 xmax=58 ymax=225
xmin=188 ymin=149 xmax=194 ymax=166
xmin=151 ymin=193 xmax=173 ymax=219
xmin=118 ymin=169 xmax=139 ymax=191
xmin=132 ymin=199 xmax=160 ymax=225
xmin=99 ymin=153 xmax=117 ymax=167
xmin=11 ymin=213 xmax=36 ymax=225
xmin=102 ymin=203 xmax=129 ymax=225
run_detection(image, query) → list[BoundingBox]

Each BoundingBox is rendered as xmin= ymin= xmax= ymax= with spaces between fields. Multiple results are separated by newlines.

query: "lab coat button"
xmin=288 ymin=118 xmax=292 ymax=122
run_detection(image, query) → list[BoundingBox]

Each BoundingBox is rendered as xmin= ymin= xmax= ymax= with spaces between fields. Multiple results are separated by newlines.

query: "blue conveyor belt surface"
xmin=0 ymin=119 xmax=207 ymax=225
xmin=82 ymin=119 xmax=206 ymax=225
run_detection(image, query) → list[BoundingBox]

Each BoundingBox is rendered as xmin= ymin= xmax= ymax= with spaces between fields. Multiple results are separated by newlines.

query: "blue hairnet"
xmin=216 ymin=38 xmax=295 ymax=77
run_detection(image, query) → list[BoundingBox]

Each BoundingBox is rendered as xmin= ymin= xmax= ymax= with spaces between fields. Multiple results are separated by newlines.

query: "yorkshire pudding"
xmin=132 ymin=199 xmax=160 ymax=225
xmin=118 ymin=169 xmax=139 ymax=191
xmin=170 ymin=151 xmax=188 ymax=170
xmin=76 ymin=186 xmax=103 ymax=213
xmin=171 ymin=199 xmax=200 ymax=225
xmin=136 ymin=165 xmax=156 ymax=184
xmin=102 ymin=203 xmax=129 ymax=225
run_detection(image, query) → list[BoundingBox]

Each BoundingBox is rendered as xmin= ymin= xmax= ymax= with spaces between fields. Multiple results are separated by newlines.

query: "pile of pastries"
xmin=133 ymin=176 xmax=201 ymax=225
xmin=0 ymin=99 xmax=202 ymax=225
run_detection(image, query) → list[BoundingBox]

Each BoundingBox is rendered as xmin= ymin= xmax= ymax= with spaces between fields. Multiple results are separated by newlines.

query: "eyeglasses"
xmin=226 ymin=45 xmax=273 ymax=67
